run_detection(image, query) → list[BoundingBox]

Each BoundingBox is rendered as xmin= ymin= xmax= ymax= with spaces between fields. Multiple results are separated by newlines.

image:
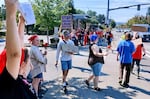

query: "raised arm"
xmin=18 ymin=13 xmax=25 ymax=47
xmin=5 ymin=0 xmax=21 ymax=79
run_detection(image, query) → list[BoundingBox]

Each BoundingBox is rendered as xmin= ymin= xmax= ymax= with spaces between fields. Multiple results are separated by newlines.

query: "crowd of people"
xmin=0 ymin=0 xmax=146 ymax=98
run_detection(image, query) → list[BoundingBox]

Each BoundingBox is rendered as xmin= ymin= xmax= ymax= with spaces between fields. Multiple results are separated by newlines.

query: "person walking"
xmin=29 ymin=35 xmax=47 ymax=97
xmin=117 ymin=32 xmax=135 ymax=88
xmin=0 ymin=0 xmax=36 ymax=98
xmin=85 ymin=34 xmax=108 ymax=91
xmin=105 ymin=30 xmax=113 ymax=52
xmin=131 ymin=33 xmax=146 ymax=79
xmin=55 ymin=30 xmax=74 ymax=93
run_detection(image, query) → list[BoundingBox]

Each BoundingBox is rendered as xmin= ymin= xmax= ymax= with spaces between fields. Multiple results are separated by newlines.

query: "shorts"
xmin=34 ymin=73 xmax=43 ymax=78
xmin=91 ymin=63 xmax=103 ymax=76
xmin=61 ymin=60 xmax=72 ymax=71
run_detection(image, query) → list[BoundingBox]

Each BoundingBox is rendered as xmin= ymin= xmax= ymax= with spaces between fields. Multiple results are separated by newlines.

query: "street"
xmin=0 ymin=33 xmax=150 ymax=99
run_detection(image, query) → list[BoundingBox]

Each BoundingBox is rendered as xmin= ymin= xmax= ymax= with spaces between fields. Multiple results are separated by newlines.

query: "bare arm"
xmin=18 ymin=13 xmax=25 ymax=47
xmin=91 ymin=45 xmax=108 ymax=57
xmin=5 ymin=0 xmax=21 ymax=79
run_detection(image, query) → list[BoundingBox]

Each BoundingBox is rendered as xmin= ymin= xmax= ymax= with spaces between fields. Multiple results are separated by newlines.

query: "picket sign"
xmin=18 ymin=2 xmax=36 ymax=25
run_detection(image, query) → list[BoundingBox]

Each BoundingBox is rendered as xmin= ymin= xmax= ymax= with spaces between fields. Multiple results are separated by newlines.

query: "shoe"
xmin=66 ymin=81 xmax=69 ymax=86
xmin=63 ymin=86 xmax=68 ymax=94
xmin=94 ymin=87 xmax=101 ymax=91
xmin=121 ymin=83 xmax=129 ymax=88
xmin=118 ymin=80 xmax=122 ymax=84
xmin=137 ymin=76 xmax=140 ymax=79
xmin=84 ymin=80 xmax=89 ymax=87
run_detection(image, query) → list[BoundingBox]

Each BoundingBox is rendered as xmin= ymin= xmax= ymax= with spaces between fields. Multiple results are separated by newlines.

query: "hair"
xmin=125 ymin=33 xmax=132 ymax=40
xmin=23 ymin=48 xmax=29 ymax=63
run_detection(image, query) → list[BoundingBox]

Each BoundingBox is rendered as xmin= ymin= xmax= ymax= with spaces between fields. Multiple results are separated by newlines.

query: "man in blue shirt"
xmin=117 ymin=33 xmax=135 ymax=88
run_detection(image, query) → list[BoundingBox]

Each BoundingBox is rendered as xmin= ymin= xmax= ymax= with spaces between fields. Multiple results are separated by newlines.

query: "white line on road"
xmin=146 ymin=51 xmax=150 ymax=58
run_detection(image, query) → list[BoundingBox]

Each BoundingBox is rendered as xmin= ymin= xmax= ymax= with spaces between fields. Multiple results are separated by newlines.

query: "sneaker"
xmin=94 ymin=87 xmax=101 ymax=91
xmin=65 ymin=81 xmax=69 ymax=86
xmin=137 ymin=76 xmax=140 ymax=79
xmin=118 ymin=80 xmax=122 ymax=84
xmin=84 ymin=80 xmax=89 ymax=87
xmin=121 ymin=83 xmax=129 ymax=88
xmin=63 ymin=86 xmax=68 ymax=94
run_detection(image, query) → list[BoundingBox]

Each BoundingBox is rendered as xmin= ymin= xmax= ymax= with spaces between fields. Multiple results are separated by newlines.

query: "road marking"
xmin=146 ymin=51 xmax=150 ymax=58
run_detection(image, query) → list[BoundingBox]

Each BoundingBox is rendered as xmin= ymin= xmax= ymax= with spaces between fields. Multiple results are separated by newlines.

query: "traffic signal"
xmin=137 ymin=5 xmax=140 ymax=11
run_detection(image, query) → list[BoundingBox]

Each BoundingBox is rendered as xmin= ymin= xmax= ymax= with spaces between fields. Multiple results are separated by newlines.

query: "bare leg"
xmin=62 ymin=70 xmax=69 ymax=84
xmin=32 ymin=78 xmax=41 ymax=96
xmin=93 ymin=76 xmax=99 ymax=88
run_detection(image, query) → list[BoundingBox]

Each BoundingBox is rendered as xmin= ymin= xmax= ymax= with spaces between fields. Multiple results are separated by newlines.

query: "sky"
xmin=74 ymin=0 xmax=150 ymax=23
xmin=1 ymin=0 xmax=150 ymax=23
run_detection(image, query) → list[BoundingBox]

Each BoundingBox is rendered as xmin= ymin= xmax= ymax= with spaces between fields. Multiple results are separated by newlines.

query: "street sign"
xmin=61 ymin=15 xmax=72 ymax=29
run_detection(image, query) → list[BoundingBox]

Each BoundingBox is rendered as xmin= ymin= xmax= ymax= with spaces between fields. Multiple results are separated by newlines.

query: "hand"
xmin=44 ymin=50 xmax=47 ymax=55
xmin=103 ymin=52 xmax=108 ymax=56
xmin=18 ymin=13 xmax=25 ymax=22
xmin=55 ymin=61 xmax=58 ymax=67
xmin=117 ymin=57 xmax=119 ymax=61
xmin=5 ymin=0 xmax=18 ymax=15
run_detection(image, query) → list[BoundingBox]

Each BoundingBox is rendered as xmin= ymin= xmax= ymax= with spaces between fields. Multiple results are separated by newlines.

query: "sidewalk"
xmin=41 ymin=46 xmax=150 ymax=99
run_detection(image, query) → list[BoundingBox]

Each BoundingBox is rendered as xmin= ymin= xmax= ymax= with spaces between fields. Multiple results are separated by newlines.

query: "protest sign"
xmin=18 ymin=2 xmax=36 ymax=25
xmin=61 ymin=15 xmax=72 ymax=29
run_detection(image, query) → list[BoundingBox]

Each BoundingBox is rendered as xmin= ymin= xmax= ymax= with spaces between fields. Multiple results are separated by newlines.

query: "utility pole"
xmin=106 ymin=2 xmax=150 ymax=26
xmin=106 ymin=0 xmax=110 ymax=26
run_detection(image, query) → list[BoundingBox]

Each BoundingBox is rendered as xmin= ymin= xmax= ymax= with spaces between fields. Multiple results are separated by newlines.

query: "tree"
xmin=86 ymin=10 xmax=98 ymax=24
xmin=110 ymin=19 xmax=116 ymax=28
xmin=76 ymin=9 xmax=85 ymax=14
xmin=126 ymin=15 xmax=148 ymax=27
xmin=96 ymin=14 xmax=105 ymax=24
xmin=31 ymin=0 xmax=70 ymax=34
xmin=68 ymin=0 xmax=76 ymax=14
xmin=0 ymin=4 xmax=6 ymax=21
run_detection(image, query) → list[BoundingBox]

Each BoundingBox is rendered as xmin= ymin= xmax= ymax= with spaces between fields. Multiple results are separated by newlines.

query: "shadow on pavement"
xmin=41 ymin=77 xmax=133 ymax=99
xmin=72 ymin=66 xmax=108 ymax=76
xmin=129 ymin=86 xmax=150 ymax=96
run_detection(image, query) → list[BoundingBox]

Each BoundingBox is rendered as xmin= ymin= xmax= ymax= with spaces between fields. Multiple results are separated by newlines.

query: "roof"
xmin=72 ymin=14 xmax=91 ymax=20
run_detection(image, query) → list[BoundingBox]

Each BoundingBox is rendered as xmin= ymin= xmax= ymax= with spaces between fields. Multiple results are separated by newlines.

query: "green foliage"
xmin=31 ymin=0 xmax=70 ymax=34
xmin=68 ymin=0 xmax=76 ymax=14
xmin=126 ymin=16 xmax=148 ymax=27
xmin=110 ymin=19 xmax=116 ymax=28
xmin=76 ymin=9 xmax=85 ymax=14
xmin=96 ymin=14 xmax=105 ymax=24
xmin=0 ymin=21 xmax=2 ymax=29
xmin=86 ymin=10 xmax=98 ymax=24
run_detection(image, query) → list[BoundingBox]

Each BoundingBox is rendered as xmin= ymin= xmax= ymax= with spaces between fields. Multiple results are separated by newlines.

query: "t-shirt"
xmin=132 ymin=44 xmax=143 ymax=59
xmin=56 ymin=39 xmax=74 ymax=61
xmin=0 ymin=50 xmax=6 ymax=74
xmin=117 ymin=40 xmax=135 ymax=63
xmin=0 ymin=68 xmax=37 ymax=99
xmin=0 ymin=49 xmax=25 ymax=74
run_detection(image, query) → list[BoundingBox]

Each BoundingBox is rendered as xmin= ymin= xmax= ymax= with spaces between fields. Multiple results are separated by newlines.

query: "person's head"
xmin=90 ymin=34 xmax=98 ymax=43
xmin=125 ymin=32 xmax=132 ymax=40
xmin=28 ymin=35 xmax=40 ymax=46
xmin=134 ymin=32 xmax=140 ymax=39
xmin=63 ymin=30 xmax=71 ymax=40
